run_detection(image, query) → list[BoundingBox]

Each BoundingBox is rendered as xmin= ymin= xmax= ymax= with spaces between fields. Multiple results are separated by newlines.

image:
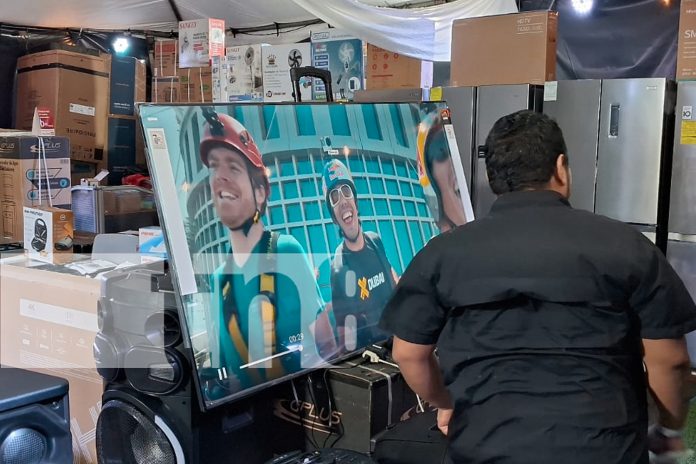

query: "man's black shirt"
xmin=380 ymin=190 xmax=696 ymax=464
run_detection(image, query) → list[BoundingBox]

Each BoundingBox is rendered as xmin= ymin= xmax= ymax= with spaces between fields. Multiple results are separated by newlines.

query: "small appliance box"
xmin=153 ymin=39 xmax=178 ymax=77
xmin=366 ymin=44 xmax=433 ymax=90
xmin=450 ymin=11 xmax=557 ymax=87
xmin=311 ymin=31 xmax=364 ymax=100
xmin=15 ymin=49 xmax=110 ymax=162
xmin=225 ymin=45 xmax=264 ymax=102
xmin=0 ymin=135 xmax=71 ymax=242
xmin=23 ymin=206 xmax=74 ymax=263
xmin=678 ymin=0 xmax=696 ymax=80
xmin=139 ymin=225 xmax=166 ymax=262
xmin=178 ymin=18 xmax=226 ymax=68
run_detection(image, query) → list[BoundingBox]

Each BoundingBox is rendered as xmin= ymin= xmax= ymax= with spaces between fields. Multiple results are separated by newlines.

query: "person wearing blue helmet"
xmin=322 ymin=159 xmax=398 ymax=352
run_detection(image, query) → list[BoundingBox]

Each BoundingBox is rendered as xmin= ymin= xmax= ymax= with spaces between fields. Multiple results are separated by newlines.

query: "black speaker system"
xmin=94 ymin=264 xmax=274 ymax=464
xmin=0 ymin=367 xmax=72 ymax=464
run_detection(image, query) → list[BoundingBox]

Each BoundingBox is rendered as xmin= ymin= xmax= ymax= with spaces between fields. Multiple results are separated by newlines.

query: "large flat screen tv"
xmin=138 ymin=101 xmax=474 ymax=409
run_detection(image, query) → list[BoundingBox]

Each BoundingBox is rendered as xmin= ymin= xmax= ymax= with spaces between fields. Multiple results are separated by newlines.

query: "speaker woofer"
xmin=144 ymin=310 xmax=182 ymax=348
xmin=94 ymin=332 xmax=123 ymax=382
xmin=97 ymin=399 xmax=179 ymax=464
xmin=124 ymin=346 xmax=186 ymax=395
xmin=0 ymin=428 xmax=47 ymax=464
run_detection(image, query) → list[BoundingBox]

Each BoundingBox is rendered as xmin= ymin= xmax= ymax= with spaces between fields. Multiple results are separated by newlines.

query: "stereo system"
xmin=93 ymin=265 xmax=275 ymax=464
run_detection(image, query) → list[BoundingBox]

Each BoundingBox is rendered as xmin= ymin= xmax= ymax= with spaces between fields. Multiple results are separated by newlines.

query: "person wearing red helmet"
xmin=201 ymin=109 xmax=336 ymax=396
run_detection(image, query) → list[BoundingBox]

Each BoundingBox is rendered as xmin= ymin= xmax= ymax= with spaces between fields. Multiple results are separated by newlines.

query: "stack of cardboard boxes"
xmin=13 ymin=48 xmax=148 ymax=187
xmin=108 ymin=56 xmax=147 ymax=184
xmin=0 ymin=133 xmax=71 ymax=243
xmin=14 ymin=48 xmax=110 ymax=184
xmin=152 ymin=19 xmax=224 ymax=103
xmin=152 ymin=40 xmax=181 ymax=102
xmin=152 ymin=39 xmax=215 ymax=103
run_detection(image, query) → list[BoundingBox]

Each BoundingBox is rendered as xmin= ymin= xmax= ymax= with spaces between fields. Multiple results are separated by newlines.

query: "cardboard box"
xmin=135 ymin=59 xmax=147 ymax=105
xmin=225 ymin=45 xmax=264 ymax=102
xmin=178 ymin=66 xmax=213 ymax=103
xmin=678 ymin=0 xmax=696 ymax=80
xmin=138 ymin=225 xmax=166 ymax=262
xmin=311 ymin=31 xmax=364 ymax=100
xmin=450 ymin=11 xmax=557 ymax=87
xmin=178 ymin=18 xmax=226 ymax=68
xmin=0 ymin=135 xmax=71 ymax=242
xmin=110 ymin=57 xmax=147 ymax=116
xmin=152 ymin=77 xmax=180 ymax=103
xmin=262 ymin=44 xmax=313 ymax=102
xmin=153 ymin=40 xmax=178 ymax=77
xmin=366 ymin=44 xmax=433 ymax=90
xmin=15 ymin=50 xmax=110 ymax=163
xmin=23 ymin=206 xmax=74 ymax=263
xmin=107 ymin=116 xmax=137 ymax=184
xmin=212 ymin=55 xmax=231 ymax=103
xmin=0 ymin=259 xmax=103 ymax=464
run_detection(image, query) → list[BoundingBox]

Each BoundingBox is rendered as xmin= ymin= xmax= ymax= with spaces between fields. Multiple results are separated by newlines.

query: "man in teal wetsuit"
xmin=200 ymin=110 xmax=335 ymax=398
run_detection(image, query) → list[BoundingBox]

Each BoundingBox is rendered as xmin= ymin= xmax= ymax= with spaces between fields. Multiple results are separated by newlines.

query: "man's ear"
xmin=555 ymin=154 xmax=569 ymax=187
xmin=255 ymin=182 xmax=268 ymax=211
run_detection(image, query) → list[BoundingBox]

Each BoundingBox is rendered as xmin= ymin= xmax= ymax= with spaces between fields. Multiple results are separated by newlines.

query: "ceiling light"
xmin=571 ymin=0 xmax=593 ymax=14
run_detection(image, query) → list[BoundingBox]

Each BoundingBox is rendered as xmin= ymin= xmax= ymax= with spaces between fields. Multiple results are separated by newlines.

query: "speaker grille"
xmin=0 ymin=428 xmax=47 ymax=464
xmin=97 ymin=399 xmax=177 ymax=464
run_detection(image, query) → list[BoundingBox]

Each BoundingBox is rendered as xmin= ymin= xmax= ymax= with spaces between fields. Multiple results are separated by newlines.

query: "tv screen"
xmin=138 ymin=101 xmax=474 ymax=409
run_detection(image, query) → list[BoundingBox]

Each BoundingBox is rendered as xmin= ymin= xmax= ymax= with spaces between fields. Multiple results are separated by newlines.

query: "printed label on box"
xmin=69 ymin=103 xmax=96 ymax=117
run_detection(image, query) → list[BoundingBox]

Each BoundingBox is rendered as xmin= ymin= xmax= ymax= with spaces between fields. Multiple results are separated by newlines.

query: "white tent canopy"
xmin=0 ymin=0 xmax=517 ymax=61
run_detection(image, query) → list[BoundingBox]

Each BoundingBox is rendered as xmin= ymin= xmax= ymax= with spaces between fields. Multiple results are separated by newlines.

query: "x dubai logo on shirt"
xmin=357 ymin=272 xmax=387 ymax=301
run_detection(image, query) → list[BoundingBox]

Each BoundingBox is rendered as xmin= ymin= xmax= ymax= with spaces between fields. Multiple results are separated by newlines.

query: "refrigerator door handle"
xmin=609 ymin=104 xmax=620 ymax=138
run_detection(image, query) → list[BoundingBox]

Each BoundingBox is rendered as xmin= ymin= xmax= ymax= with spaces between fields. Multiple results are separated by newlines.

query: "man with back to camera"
xmin=379 ymin=110 xmax=696 ymax=463
xmin=417 ymin=110 xmax=469 ymax=234
xmin=323 ymin=159 xmax=398 ymax=352
xmin=200 ymin=109 xmax=335 ymax=397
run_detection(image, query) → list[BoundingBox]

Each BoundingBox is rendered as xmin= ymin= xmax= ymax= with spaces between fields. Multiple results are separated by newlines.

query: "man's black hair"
xmin=484 ymin=110 xmax=568 ymax=195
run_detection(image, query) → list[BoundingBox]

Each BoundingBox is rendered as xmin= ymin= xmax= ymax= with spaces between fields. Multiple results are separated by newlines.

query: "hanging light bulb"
xmin=571 ymin=0 xmax=593 ymax=14
xmin=113 ymin=37 xmax=130 ymax=54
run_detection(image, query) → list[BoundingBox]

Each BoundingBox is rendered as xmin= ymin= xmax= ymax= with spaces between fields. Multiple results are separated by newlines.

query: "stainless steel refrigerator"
xmin=667 ymin=81 xmax=696 ymax=361
xmin=543 ymin=79 xmax=602 ymax=213
xmin=472 ymin=84 xmax=544 ymax=217
xmin=544 ymin=78 xmax=676 ymax=251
